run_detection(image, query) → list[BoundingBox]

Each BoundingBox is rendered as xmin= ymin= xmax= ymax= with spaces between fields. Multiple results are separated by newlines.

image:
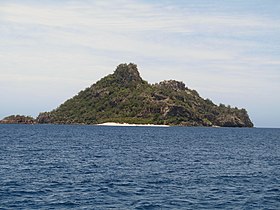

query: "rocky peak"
xmin=159 ymin=80 xmax=186 ymax=91
xmin=113 ymin=63 xmax=143 ymax=84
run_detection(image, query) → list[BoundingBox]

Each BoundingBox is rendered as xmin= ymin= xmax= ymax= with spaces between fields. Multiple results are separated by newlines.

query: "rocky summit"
xmin=35 ymin=63 xmax=253 ymax=127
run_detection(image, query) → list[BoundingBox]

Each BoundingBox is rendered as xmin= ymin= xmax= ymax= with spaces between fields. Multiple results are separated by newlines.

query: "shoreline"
xmin=96 ymin=122 xmax=170 ymax=127
xmin=0 ymin=122 xmax=257 ymax=128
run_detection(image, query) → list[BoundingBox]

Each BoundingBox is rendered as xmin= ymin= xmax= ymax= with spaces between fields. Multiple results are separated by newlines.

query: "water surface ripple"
xmin=0 ymin=125 xmax=279 ymax=209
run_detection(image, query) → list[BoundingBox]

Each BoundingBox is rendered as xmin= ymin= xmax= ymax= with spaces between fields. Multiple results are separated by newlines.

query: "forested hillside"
xmin=36 ymin=63 xmax=253 ymax=127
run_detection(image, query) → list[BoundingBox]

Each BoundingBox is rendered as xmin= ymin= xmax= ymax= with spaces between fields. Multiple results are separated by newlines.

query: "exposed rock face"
xmin=34 ymin=63 xmax=253 ymax=127
xmin=113 ymin=63 xmax=143 ymax=87
xmin=159 ymin=80 xmax=186 ymax=91
xmin=215 ymin=115 xmax=246 ymax=127
xmin=162 ymin=105 xmax=187 ymax=117
xmin=36 ymin=112 xmax=53 ymax=124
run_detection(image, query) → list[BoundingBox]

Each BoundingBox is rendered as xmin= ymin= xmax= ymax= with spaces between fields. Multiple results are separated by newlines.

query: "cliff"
xmin=36 ymin=63 xmax=254 ymax=127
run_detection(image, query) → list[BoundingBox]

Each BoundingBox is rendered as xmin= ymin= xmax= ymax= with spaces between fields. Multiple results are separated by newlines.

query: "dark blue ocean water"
xmin=0 ymin=125 xmax=279 ymax=209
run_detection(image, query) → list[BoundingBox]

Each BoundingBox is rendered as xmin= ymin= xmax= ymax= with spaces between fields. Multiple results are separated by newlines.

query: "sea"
xmin=0 ymin=124 xmax=279 ymax=209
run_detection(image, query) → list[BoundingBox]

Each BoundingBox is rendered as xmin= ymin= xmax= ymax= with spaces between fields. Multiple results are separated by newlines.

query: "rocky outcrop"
xmin=158 ymin=80 xmax=186 ymax=91
xmin=0 ymin=115 xmax=36 ymax=124
xmin=111 ymin=63 xmax=144 ymax=88
xmin=36 ymin=112 xmax=53 ymax=124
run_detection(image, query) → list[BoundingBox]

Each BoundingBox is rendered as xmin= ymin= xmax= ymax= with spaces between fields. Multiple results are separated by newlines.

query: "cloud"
xmin=0 ymin=0 xmax=279 ymax=126
xmin=1 ymin=1 xmax=278 ymax=33
xmin=1 ymin=1 xmax=279 ymax=76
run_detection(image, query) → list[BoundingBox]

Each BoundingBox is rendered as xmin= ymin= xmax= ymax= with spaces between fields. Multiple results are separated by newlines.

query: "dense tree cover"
xmin=36 ymin=63 xmax=253 ymax=127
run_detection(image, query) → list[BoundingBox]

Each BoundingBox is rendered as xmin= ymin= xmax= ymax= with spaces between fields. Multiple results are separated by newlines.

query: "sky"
xmin=0 ymin=0 xmax=279 ymax=128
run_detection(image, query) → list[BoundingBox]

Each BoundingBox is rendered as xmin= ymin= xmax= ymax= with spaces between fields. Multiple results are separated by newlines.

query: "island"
xmin=0 ymin=115 xmax=36 ymax=124
xmin=1 ymin=63 xmax=254 ymax=127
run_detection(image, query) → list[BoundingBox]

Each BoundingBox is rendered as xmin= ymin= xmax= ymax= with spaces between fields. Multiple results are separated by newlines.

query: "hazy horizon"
xmin=1 ymin=0 xmax=279 ymax=128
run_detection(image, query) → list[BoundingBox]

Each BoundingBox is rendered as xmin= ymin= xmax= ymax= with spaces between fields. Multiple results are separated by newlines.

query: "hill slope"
xmin=37 ymin=63 xmax=253 ymax=127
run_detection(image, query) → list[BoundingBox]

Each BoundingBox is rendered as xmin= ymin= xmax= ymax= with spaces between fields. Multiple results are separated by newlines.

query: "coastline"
xmin=96 ymin=122 xmax=170 ymax=127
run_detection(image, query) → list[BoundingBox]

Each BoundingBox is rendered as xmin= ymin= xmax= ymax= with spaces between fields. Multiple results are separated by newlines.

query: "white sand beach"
xmin=96 ymin=122 xmax=169 ymax=127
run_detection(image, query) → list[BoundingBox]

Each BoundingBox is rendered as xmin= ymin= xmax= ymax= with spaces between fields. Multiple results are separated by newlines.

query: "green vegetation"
xmin=36 ymin=63 xmax=254 ymax=127
xmin=0 ymin=115 xmax=35 ymax=124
